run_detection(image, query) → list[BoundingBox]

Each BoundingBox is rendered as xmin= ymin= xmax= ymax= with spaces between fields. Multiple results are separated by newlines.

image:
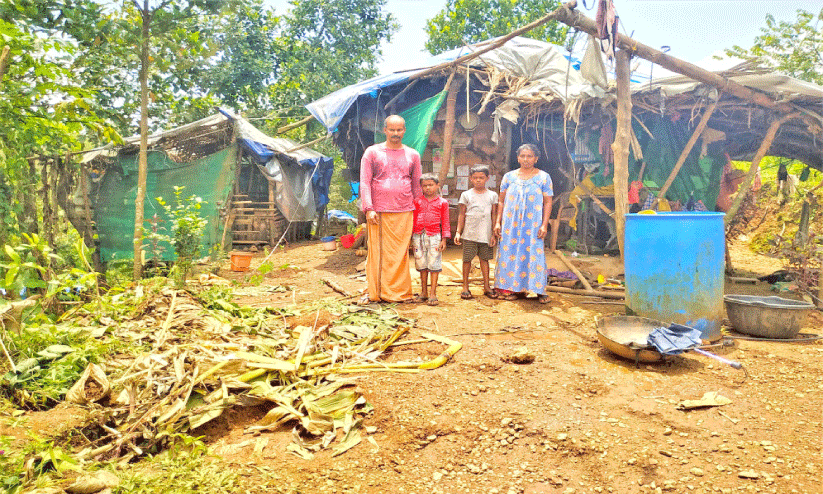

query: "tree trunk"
xmin=611 ymin=50 xmax=632 ymax=260
xmin=133 ymin=1 xmax=151 ymax=280
xmin=437 ymin=72 xmax=459 ymax=185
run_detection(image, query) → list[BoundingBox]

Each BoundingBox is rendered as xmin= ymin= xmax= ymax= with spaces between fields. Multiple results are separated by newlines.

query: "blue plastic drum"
xmin=624 ymin=212 xmax=725 ymax=341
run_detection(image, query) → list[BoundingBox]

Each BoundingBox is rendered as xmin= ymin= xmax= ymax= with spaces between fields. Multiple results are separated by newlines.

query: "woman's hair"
xmin=420 ymin=172 xmax=439 ymax=184
xmin=517 ymin=143 xmax=539 ymax=156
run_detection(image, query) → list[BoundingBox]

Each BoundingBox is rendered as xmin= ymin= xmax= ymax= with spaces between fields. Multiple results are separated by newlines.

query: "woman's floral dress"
xmin=495 ymin=170 xmax=553 ymax=295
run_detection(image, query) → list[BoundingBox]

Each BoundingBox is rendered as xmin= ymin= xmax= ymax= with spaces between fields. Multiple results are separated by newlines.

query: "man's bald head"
xmin=384 ymin=115 xmax=405 ymax=128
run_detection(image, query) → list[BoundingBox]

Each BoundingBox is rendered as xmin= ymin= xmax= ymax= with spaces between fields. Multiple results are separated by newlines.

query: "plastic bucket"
xmin=624 ymin=212 xmax=725 ymax=341
xmin=321 ymin=236 xmax=337 ymax=251
xmin=230 ymin=251 xmax=253 ymax=272
xmin=340 ymin=234 xmax=355 ymax=249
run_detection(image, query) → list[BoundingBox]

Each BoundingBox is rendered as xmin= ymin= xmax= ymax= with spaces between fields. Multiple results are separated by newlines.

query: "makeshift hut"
xmin=307 ymin=6 xmax=823 ymax=255
xmin=59 ymin=112 xmax=334 ymax=267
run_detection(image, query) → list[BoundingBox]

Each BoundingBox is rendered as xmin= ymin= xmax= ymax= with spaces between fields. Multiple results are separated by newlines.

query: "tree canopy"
xmin=0 ymin=0 xmax=395 ymax=247
xmin=424 ymin=0 xmax=568 ymax=55
xmin=725 ymin=8 xmax=823 ymax=85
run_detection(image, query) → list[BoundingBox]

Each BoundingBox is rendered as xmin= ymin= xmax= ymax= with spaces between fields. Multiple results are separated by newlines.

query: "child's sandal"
xmin=484 ymin=289 xmax=498 ymax=299
xmin=427 ymin=297 xmax=439 ymax=306
xmin=460 ymin=291 xmax=473 ymax=300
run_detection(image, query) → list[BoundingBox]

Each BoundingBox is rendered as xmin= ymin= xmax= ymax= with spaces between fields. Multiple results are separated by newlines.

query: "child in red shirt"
xmin=412 ymin=173 xmax=451 ymax=306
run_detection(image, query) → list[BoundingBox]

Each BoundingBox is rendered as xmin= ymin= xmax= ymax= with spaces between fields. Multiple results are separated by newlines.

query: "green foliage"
xmin=424 ymin=0 xmax=568 ymax=55
xmin=725 ymin=8 xmax=823 ymax=85
xmin=156 ymin=187 xmax=208 ymax=285
xmin=0 ymin=324 xmax=120 ymax=409
xmin=196 ymin=0 xmax=282 ymax=111
xmin=266 ymin=0 xmax=397 ymax=113
xmin=115 ymin=436 xmax=239 ymax=494
xmin=1 ymin=234 xmax=62 ymax=297
xmin=248 ymin=259 xmax=274 ymax=286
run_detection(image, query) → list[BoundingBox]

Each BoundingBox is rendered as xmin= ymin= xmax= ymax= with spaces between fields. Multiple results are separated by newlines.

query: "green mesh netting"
xmin=586 ymin=117 xmax=724 ymax=208
xmin=94 ymin=145 xmax=237 ymax=262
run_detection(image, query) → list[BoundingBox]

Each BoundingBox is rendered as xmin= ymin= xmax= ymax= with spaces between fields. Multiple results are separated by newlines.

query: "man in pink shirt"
xmin=360 ymin=115 xmax=422 ymax=303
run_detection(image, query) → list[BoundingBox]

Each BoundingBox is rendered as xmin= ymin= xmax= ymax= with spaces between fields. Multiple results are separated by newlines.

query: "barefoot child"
xmin=454 ymin=165 xmax=498 ymax=299
xmin=412 ymin=173 xmax=450 ymax=306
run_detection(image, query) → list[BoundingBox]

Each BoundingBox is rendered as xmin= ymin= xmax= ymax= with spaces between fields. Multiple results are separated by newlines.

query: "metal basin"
xmin=595 ymin=315 xmax=665 ymax=363
xmin=724 ymin=295 xmax=814 ymax=339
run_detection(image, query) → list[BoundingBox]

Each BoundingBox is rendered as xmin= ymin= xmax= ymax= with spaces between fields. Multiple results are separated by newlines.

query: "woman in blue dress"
xmin=493 ymin=143 xmax=554 ymax=303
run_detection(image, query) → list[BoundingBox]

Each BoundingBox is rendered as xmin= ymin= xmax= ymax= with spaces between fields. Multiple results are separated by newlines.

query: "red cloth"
xmin=628 ymin=180 xmax=643 ymax=204
xmin=413 ymin=196 xmax=451 ymax=238
xmin=360 ymin=143 xmax=422 ymax=213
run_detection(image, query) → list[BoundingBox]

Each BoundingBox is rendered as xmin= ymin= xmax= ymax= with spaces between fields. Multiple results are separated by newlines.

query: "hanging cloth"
xmin=595 ymin=0 xmax=619 ymax=61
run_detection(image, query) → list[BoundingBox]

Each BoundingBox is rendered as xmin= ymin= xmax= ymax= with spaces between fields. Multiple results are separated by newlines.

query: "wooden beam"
xmin=555 ymin=4 xmax=792 ymax=113
xmin=438 ymin=72 xmax=460 ymax=185
xmin=724 ymin=112 xmax=799 ymax=227
xmin=655 ymin=98 xmax=719 ymax=202
xmin=277 ymin=115 xmax=313 ymax=134
xmin=612 ymin=49 xmax=632 ymax=260
xmin=407 ymin=1 xmax=577 ymax=83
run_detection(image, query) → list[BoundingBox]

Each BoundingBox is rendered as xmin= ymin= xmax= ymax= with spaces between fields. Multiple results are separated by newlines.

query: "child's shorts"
xmin=462 ymin=239 xmax=493 ymax=263
xmin=412 ymin=232 xmax=442 ymax=272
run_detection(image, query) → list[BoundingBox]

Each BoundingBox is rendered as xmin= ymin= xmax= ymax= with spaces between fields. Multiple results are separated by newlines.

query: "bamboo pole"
xmin=724 ymin=113 xmax=799 ymax=227
xmin=655 ymin=98 xmax=719 ymax=202
xmin=554 ymin=3 xmax=792 ymax=114
xmin=276 ymin=115 xmax=314 ymax=134
xmin=612 ymin=50 xmax=632 ymax=259
xmin=438 ymin=72 xmax=460 ymax=185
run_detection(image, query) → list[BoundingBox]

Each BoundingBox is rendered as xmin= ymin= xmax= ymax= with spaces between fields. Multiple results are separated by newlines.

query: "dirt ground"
xmin=5 ymin=238 xmax=821 ymax=494
xmin=194 ymin=239 xmax=822 ymax=494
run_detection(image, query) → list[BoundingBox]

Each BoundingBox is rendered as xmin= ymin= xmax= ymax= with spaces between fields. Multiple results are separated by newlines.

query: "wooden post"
xmin=725 ymin=113 xmax=799 ymax=227
xmin=268 ymin=180 xmax=277 ymax=246
xmin=655 ymin=99 xmax=719 ymax=202
xmin=554 ymin=2 xmax=792 ymax=114
xmin=612 ymin=49 xmax=632 ymax=260
xmin=438 ymin=72 xmax=460 ymax=185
